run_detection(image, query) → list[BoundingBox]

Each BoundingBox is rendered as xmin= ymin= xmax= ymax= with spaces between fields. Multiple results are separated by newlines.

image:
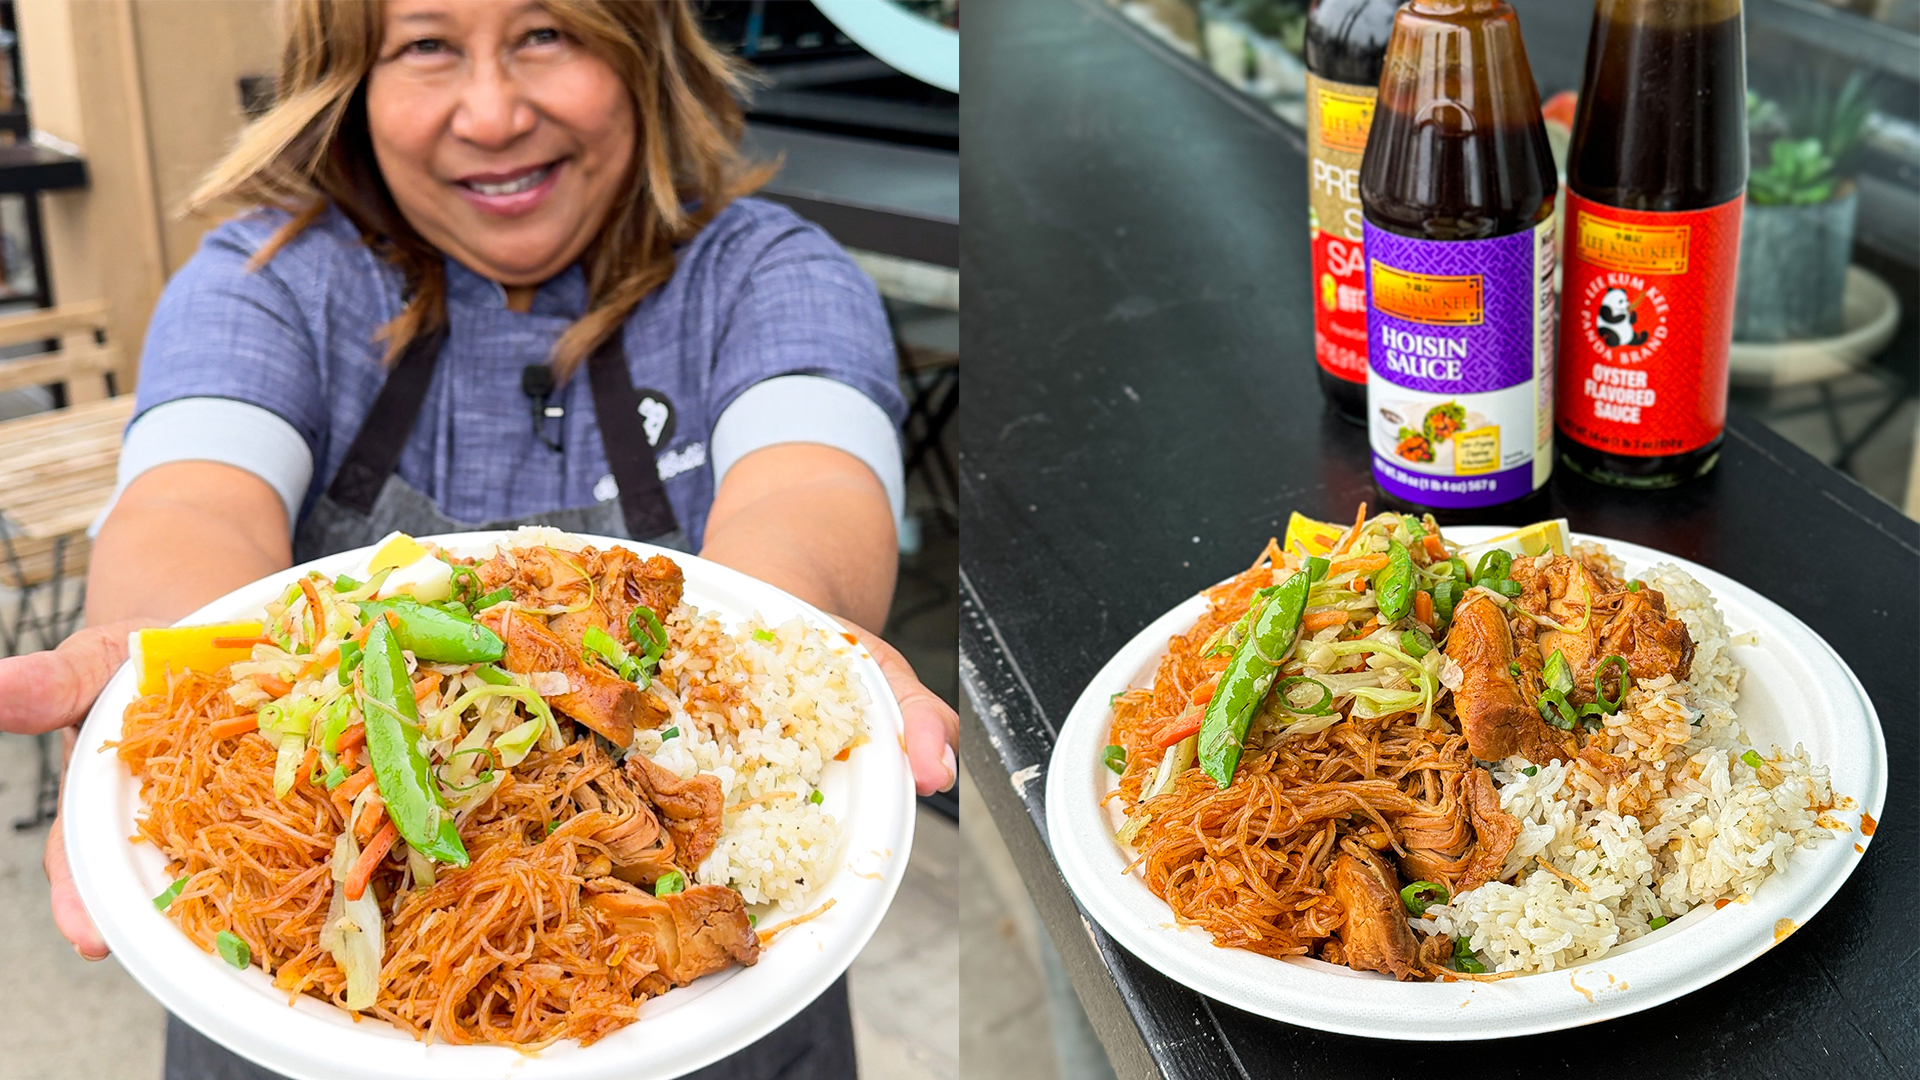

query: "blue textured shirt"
xmin=126 ymin=197 xmax=906 ymax=549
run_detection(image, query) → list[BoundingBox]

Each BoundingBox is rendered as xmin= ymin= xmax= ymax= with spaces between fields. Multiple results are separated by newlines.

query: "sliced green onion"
xmin=1303 ymin=555 xmax=1330 ymax=583
xmin=1274 ymin=675 xmax=1334 ymax=716
xmin=1400 ymin=626 xmax=1433 ymax=659
xmin=753 ymin=628 xmax=776 ymax=642
xmin=1495 ymin=579 xmax=1524 ymax=598
xmin=1741 ymin=749 xmax=1764 ymax=770
xmin=1521 ymin=765 xmax=1538 ymax=777
xmin=1542 ymin=649 xmax=1573 ymax=695
xmin=474 ymin=587 xmax=512 ymax=611
xmin=153 ymin=876 xmax=190 ymax=911
xmin=1537 ymin=689 xmax=1579 ymax=731
xmin=333 ymin=574 xmax=362 ymax=593
xmin=582 ymin=625 xmax=628 ymax=671
xmin=336 ymin=641 xmax=363 ymax=686
xmin=809 ymin=789 xmax=824 ymax=805
xmin=661 ymin=726 xmax=680 ymax=740
xmin=215 ymin=930 xmax=251 ymax=969
xmin=654 ymin=870 xmax=686 ymax=897
xmin=322 ymin=765 xmax=348 ymax=790
xmin=547 ymin=820 xmax=560 ymax=835
xmin=627 ymin=606 xmax=670 ymax=664
xmin=1109 ymin=691 xmax=1127 ymax=707
xmin=474 ymin=664 xmax=514 ymax=686
xmin=1628 ymin=580 xmax=1642 ymax=593
xmin=1430 ymin=579 xmax=1462 ymax=624
xmin=1648 ymin=915 xmax=1669 ymax=930
xmin=1594 ymin=654 xmax=1630 ymax=713
xmin=1472 ymin=549 xmax=1512 ymax=587
xmin=1452 ymin=937 xmax=1486 ymax=974
xmin=747 ymin=913 xmax=757 ymax=927
xmin=1400 ymin=880 xmax=1448 ymax=916
xmin=1103 ymin=744 xmax=1128 ymax=774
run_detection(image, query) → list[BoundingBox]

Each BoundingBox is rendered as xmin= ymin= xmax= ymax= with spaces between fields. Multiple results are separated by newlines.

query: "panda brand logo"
xmin=1593 ymin=287 xmax=1649 ymax=348
xmin=634 ymin=389 xmax=675 ymax=448
xmin=1578 ymin=275 xmax=1670 ymax=364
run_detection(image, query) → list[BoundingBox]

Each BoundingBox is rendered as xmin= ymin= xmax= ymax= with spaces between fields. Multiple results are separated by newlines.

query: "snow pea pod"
xmin=359 ymin=618 xmax=469 ymax=867
xmin=356 ymin=598 xmax=504 ymax=664
xmin=1376 ymin=541 xmax=1417 ymax=621
xmin=1198 ymin=567 xmax=1312 ymax=788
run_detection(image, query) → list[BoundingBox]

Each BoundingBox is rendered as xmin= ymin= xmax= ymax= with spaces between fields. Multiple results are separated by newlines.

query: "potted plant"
xmin=1733 ymin=73 xmax=1875 ymax=343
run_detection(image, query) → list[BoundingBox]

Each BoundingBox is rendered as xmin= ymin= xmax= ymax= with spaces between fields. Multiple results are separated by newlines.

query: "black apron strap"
xmin=587 ymin=333 xmax=681 ymax=540
xmin=325 ymin=326 xmax=450 ymax=515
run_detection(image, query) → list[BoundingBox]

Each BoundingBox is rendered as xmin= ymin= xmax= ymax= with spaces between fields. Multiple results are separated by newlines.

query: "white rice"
xmin=629 ymin=608 xmax=868 ymax=911
xmin=1425 ymin=561 xmax=1837 ymax=974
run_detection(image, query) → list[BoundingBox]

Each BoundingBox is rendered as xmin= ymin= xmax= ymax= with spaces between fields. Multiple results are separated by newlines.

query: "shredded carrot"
xmin=255 ymin=674 xmax=293 ymax=698
xmin=354 ymin=800 xmax=386 ymax=845
xmin=337 ymin=724 xmax=367 ymax=752
xmin=209 ymin=635 xmax=273 ymax=650
xmin=1188 ymin=671 xmax=1221 ymax=707
xmin=1414 ymin=590 xmax=1435 ymax=626
xmin=340 ymin=745 xmax=358 ymax=772
xmin=1155 ymin=706 xmax=1204 ymax=749
xmin=299 ymin=577 xmax=327 ymax=641
xmin=296 ymin=746 xmax=318 ymax=789
xmin=1330 ymin=553 xmax=1389 ymax=575
xmin=331 ymin=767 xmax=376 ymax=818
xmin=345 ymin=821 xmax=397 ymax=901
xmin=412 ymin=671 xmax=443 ymax=700
xmin=208 ymin=715 xmax=258 ymax=740
xmin=834 ymin=747 xmax=851 ymax=762
xmin=1302 ymin=610 xmax=1350 ymax=633
xmin=1334 ymin=503 xmax=1368 ymax=554
xmin=1355 ymin=616 xmax=1381 ymax=638
xmin=296 ymin=645 xmax=341 ymax=682
xmin=756 ymin=898 xmax=836 ymax=945
xmin=1421 ymin=534 xmax=1446 ymax=561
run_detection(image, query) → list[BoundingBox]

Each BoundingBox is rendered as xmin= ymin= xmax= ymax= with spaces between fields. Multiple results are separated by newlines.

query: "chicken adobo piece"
xmin=474 ymin=545 xmax=684 ymax=745
xmin=1444 ymin=553 xmax=1694 ymax=765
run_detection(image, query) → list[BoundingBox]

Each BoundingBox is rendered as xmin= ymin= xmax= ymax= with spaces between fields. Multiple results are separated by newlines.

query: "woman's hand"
xmin=0 ymin=618 xmax=160 ymax=959
xmin=838 ymin=619 xmax=957 ymax=795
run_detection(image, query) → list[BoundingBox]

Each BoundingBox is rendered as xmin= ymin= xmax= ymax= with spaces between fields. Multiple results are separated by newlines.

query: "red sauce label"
xmin=1556 ymin=191 xmax=1743 ymax=456
xmin=1306 ymin=73 xmax=1375 ymax=385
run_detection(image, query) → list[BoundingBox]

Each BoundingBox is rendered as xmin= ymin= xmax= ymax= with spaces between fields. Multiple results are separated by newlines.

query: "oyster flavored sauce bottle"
xmin=1556 ymin=0 xmax=1747 ymax=487
xmin=1304 ymin=0 xmax=1400 ymax=424
xmin=1359 ymin=0 xmax=1559 ymax=509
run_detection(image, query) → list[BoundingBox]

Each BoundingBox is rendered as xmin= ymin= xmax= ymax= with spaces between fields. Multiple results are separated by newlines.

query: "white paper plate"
xmin=65 ymin=533 xmax=914 ymax=1080
xmin=1046 ymin=528 xmax=1885 ymax=1040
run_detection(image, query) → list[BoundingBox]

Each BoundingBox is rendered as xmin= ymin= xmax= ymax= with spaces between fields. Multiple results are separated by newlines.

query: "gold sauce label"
xmin=1306 ymin=73 xmax=1378 ymax=383
xmin=1369 ymin=262 xmax=1485 ymax=326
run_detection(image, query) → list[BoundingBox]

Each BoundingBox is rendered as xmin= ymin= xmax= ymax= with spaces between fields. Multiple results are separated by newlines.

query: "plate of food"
xmin=64 ymin=527 xmax=913 ymax=1080
xmin=1046 ymin=507 xmax=1883 ymax=1040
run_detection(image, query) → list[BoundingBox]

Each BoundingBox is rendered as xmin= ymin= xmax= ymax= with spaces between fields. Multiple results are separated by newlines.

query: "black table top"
xmin=957 ymin=2 xmax=1919 ymax=1078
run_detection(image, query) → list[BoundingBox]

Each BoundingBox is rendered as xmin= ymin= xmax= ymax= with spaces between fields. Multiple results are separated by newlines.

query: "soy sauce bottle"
xmin=1358 ymin=0 xmax=1558 ymax=509
xmin=1556 ymin=0 xmax=1747 ymax=487
xmin=1304 ymin=0 xmax=1400 ymax=424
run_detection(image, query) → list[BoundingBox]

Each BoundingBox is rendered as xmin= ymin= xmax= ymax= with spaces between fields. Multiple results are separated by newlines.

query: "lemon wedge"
xmin=130 ymin=622 xmax=265 ymax=696
xmin=1283 ymin=512 xmax=1348 ymax=558
xmin=1457 ymin=519 xmax=1572 ymax=563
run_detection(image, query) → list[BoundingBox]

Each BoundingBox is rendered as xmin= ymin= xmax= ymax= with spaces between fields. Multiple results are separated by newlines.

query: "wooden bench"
xmin=0 ymin=301 xmax=129 ymax=653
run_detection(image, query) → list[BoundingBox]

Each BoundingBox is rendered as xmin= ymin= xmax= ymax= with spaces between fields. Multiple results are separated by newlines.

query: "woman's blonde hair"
xmin=190 ymin=0 xmax=775 ymax=379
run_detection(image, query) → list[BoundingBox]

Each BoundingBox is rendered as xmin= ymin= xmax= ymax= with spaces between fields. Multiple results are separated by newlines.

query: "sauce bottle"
xmin=1304 ymin=0 xmax=1399 ymax=424
xmin=1358 ymin=0 xmax=1558 ymax=509
xmin=1556 ymin=0 xmax=1747 ymax=487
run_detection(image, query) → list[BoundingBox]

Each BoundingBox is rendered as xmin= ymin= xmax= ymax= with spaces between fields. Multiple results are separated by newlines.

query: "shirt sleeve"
xmin=706 ymin=206 xmax=908 ymax=465
xmin=90 ymin=397 xmax=315 ymax=536
xmin=131 ymin=212 xmax=328 ymax=480
xmin=710 ymin=374 xmax=906 ymax=523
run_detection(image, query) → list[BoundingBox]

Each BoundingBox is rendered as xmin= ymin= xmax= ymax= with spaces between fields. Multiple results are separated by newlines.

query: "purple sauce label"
xmin=1363 ymin=218 xmax=1557 ymax=508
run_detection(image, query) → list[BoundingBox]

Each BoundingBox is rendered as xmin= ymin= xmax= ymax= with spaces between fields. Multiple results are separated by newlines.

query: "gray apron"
xmin=167 ymin=327 xmax=857 ymax=1080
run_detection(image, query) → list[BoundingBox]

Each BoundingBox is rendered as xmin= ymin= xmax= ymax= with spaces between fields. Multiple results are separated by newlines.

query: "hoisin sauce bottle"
xmin=1359 ymin=0 xmax=1559 ymax=509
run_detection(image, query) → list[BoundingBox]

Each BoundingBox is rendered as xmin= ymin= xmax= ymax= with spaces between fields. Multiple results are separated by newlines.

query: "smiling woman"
xmin=0 ymin=2 xmax=960 ymax=1080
